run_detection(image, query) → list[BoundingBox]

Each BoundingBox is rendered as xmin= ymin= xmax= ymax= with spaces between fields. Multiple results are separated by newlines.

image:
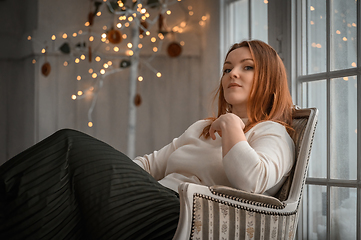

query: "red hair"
xmin=201 ymin=40 xmax=294 ymax=138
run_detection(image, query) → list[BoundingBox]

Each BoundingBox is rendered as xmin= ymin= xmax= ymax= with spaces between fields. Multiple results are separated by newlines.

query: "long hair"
xmin=201 ymin=40 xmax=294 ymax=138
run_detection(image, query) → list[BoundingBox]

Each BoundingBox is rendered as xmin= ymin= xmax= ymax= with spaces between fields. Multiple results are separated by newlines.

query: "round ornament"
xmin=107 ymin=29 xmax=122 ymax=44
xmin=167 ymin=42 xmax=182 ymax=57
xmin=41 ymin=62 xmax=51 ymax=76
xmin=134 ymin=94 xmax=142 ymax=107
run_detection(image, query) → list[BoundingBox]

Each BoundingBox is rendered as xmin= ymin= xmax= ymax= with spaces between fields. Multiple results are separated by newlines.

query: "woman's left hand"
xmin=209 ymin=113 xmax=247 ymax=157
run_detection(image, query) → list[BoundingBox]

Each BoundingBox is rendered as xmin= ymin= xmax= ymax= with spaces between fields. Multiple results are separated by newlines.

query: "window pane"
xmin=303 ymin=185 xmax=327 ymax=239
xmin=330 ymin=77 xmax=357 ymax=180
xmin=331 ymin=187 xmax=357 ymax=239
xmin=305 ymin=0 xmax=327 ymax=74
xmin=302 ymin=80 xmax=327 ymax=178
xmin=227 ymin=0 xmax=249 ymax=47
xmin=330 ymin=0 xmax=357 ymax=71
xmin=251 ymin=0 xmax=268 ymax=43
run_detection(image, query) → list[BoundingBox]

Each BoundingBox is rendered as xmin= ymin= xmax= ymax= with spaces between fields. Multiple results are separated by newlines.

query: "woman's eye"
xmin=223 ymin=68 xmax=231 ymax=73
xmin=244 ymin=66 xmax=254 ymax=70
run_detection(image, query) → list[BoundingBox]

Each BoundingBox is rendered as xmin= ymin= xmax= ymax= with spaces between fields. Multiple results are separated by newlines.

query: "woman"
xmin=0 ymin=40 xmax=294 ymax=240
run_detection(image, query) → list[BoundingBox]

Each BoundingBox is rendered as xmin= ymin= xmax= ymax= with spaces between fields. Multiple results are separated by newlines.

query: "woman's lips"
xmin=228 ymin=83 xmax=241 ymax=88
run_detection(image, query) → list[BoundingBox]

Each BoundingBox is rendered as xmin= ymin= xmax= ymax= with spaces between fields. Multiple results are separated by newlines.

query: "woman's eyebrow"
xmin=224 ymin=58 xmax=254 ymax=65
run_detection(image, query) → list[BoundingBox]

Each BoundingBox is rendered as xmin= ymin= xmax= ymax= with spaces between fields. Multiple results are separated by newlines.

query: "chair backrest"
xmin=274 ymin=107 xmax=318 ymax=202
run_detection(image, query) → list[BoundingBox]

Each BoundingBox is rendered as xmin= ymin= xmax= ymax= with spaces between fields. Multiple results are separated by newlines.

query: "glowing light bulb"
xmin=180 ymin=41 xmax=185 ymax=46
xmin=78 ymin=91 xmax=83 ymax=96
xmin=77 ymin=75 xmax=81 ymax=81
xmin=51 ymin=35 xmax=56 ymax=40
xmin=199 ymin=21 xmax=205 ymax=26
xmin=153 ymin=47 xmax=158 ymax=52
xmin=352 ymin=62 xmax=356 ymax=67
xmin=32 ymin=59 xmax=36 ymax=64
xmin=145 ymin=13 xmax=150 ymax=18
xmin=146 ymin=31 xmax=150 ymax=36
xmin=156 ymin=72 xmax=162 ymax=77
xmin=123 ymin=34 xmax=127 ymax=39
xmin=158 ymin=33 xmax=164 ymax=40
xmin=189 ymin=11 xmax=194 ymax=16
xmin=100 ymin=69 xmax=105 ymax=74
xmin=141 ymin=8 xmax=146 ymax=14
xmin=132 ymin=13 xmax=137 ymax=17
xmin=85 ymin=22 xmax=90 ymax=26
xmin=114 ymin=46 xmax=120 ymax=52
xmin=127 ymin=43 xmax=133 ymax=48
xmin=62 ymin=33 xmax=68 ymax=39
xmin=128 ymin=16 xmax=133 ymax=22
xmin=188 ymin=6 xmax=193 ymax=10
xmin=138 ymin=43 xmax=143 ymax=49
xmin=89 ymin=68 xmax=93 ymax=74
xmin=96 ymin=12 xmax=101 ymax=16
xmin=202 ymin=16 xmax=207 ymax=21
xmin=95 ymin=56 xmax=101 ymax=62
xmin=125 ymin=22 xmax=130 ymax=27
xmin=180 ymin=21 xmax=186 ymax=28
xmin=78 ymin=30 xmax=83 ymax=34
xmin=141 ymin=16 xmax=146 ymax=20
xmin=92 ymin=73 xmax=97 ymax=78
xmin=139 ymin=34 xmax=144 ymax=39
xmin=343 ymin=37 xmax=348 ymax=41
xmin=310 ymin=21 xmax=314 ymax=25
xmin=127 ymin=50 xmax=134 ymax=56
xmin=104 ymin=63 xmax=109 ymax=68
xmin=310 ymin=6 xmax=315 ymax=11
xmin=88 ymin=122 xmax=93 ymax=127
xmin=336 ymin=30 xmax=341 ymax=34
xmin=89 ymin=36 xmax=94 ymax=42
xmin=151 ymin=37 xmax=156 ymax=42
xmin=41 ymin=48 xmax=46 ymax=54
xmin=138 ymin=76 xmax=143 ymax=81
xmin=73 ymin=32 xmax=77 ymax=37
xmin=103 ymin=25 xmax=107 ymax=30
xmin=107 ymin=61 xmax=113 ymax=66
xmin=72 ymin=95 xmax=77 ymax=100
xmin=343 ymin=77 xmax=349 ymax=81
xmin=64 ymin=61 xmax=68 ymax=66
xmin=102 ymin=33 xmax=107 ymax=38
xmin=117 ymin=23 xmax=122 ymax=28
xmin=75 ymin=58 xmax=80 ymax=63
xmin=27 ymin=36 xmax=32 ymax=40
xmin=81 ymin=54 xmax=86 ymax=60
xmin=166 ymin=10 xmax=171 ymax=15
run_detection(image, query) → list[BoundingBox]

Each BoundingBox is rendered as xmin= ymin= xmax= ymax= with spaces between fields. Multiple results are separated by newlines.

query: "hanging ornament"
xmin=41 ymin=62 xmax=51 ymax=76
xmin=59 ymin=42 xmax=71 ymax=54
xmin=134 ymin=93 xmax=142 ymax=106
xmin=88 ymin=46 xmax=92 ymax=62
xmin=120 ymin=59 xmax=131 ymax=68
xmin=139 ymin=21 xmax=148 ymax=35
xmin=88 ymin=12 xmax=94 ymax=26
xmin=167 ymin=42 xmax=182 ymax=57
xmin=107 ymin=29 xmax=122 ymax=44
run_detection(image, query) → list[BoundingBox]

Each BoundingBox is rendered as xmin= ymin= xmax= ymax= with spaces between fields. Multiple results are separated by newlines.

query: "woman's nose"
xmin=230 ymin=68 xmax=239 ymax=78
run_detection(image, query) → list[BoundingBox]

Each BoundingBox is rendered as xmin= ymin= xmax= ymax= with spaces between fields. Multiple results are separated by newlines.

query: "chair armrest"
xmin=210 ymin=185 xmax=284 ymax=208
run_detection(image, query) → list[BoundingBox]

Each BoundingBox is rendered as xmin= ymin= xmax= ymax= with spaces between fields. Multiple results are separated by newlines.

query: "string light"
xmin=343 ymin=77 xmax=349 ymax=81
xmin=151 ymin=37 xmax=156 ymax=42
xmin=103 ymin=63 xmax=109 ymax=68
xmin=117 ymin=23 xmax=122 ymax=28
xmin=138 ymin=76 xmax=143 ymax=81
xmin=78 ymin=91 xmax=83 ymax=96
xmin=95 ymin=56 xmax=101 ymax=62
xmin=107 ymin=61 xmax=113 ymax=66
xmin=63 ymin=61 xmax=68 ymax=66
xmin=122 ymin=34 xmax=127 ymax=39
xmin=72 ymin=32 xmax=77 ymax=37
xmin=80 ymin=54 xmax=86 ymax=60
xmin=166 ymin=10 xmax=171 ymax=15
xmin=310 ymin=6 xmax=315 ymax=11
xmin=100 ymin=69 xmax=105 ymax=74
xmin=138 ymin=43 xmax=143 ymax=48
xmin=77 ymin=75 xmax=81 ymax=81
xmin=85 ymin=22 xmax=90 ymax=26
xmin=27 ymin=36 xmax=32 ymax=40
xmin=127 ymin=43 xmax=133 ymax=48
xmin=72 ymin=95 xmax=77 ymax=100
xmin=153 ymin=47 xmax=158 ymax=52
xmin=352 ymin=62 xmax=356 ymax=67
xmin=51 ymin=35 xmax=56 ymax=40
xmin=343 ymin=37 xmax=348 ymax=41
xmin=180 ymin=41 xmax=185 ymax=46
xmin=88 ymin=122 xmax=93 ymax=127
xmin=75 ymin=58 xmax=80 ymax=63
xmin=114 ymin=46 xmax=120 ymax=52
xmin=92 ymin=73 xmax=97 ymax=78
xmin=89 ymin=68 xmax=93 ymax=74
xmin=126 ymin=50 xmax=134 ymax=56
xmin=156 ymin=72 xmax=162 ymax=77
xmin=78 ymin=30 xmax=83 ymax=34
xmin=62 ymin=33 xmax=68 ymax=39
xmin=41 ymin=48 xmax=46 ymax=54
xmin=96 ymin=12 xmax=101 ymax=17
xmin=89 ymin=36 xmax=94 ymax=42
xmin=32 ymin=59 xmax=36 ymax=64
xmin=336 ymin=30 xmax=341 ymax=34
xmin=125 ymin=22 xmax=130 ymax=27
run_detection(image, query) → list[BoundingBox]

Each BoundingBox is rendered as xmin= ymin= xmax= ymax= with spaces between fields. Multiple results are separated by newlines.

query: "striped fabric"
xmin=191 ymin=195 xmax=298 ymax=240
xmin=0 ymin=129 xmax=179 ymax=240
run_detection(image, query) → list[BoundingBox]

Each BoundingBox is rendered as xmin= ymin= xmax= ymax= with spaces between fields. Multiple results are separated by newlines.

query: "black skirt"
xmin=0 ymin=129 xmax=180 ymax=240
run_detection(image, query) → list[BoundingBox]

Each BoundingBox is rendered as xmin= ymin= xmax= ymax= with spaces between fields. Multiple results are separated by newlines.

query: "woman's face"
xmin=221 ymin=47 xmax=254 ymax=117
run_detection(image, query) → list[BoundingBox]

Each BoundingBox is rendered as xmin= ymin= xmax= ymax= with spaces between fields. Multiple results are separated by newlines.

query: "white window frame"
xmin=293 ymin=0 xmax=361 ymax=239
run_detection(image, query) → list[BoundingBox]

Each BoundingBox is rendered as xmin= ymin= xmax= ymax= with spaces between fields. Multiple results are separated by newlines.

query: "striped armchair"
xmin=173 ymin=107 xmax=318 ymax=240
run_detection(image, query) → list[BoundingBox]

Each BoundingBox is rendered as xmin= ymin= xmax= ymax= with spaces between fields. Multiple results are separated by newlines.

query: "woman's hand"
xmin=209 ymin=113 xmax=247 ymax=157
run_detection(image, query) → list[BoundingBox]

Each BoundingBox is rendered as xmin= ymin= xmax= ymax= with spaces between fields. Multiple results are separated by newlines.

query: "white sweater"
xmin=133 ymin=120 xmax=295 ymax=196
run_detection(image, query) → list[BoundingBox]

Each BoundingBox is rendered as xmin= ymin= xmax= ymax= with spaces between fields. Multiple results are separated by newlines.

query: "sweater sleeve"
xmin=133 ymin=137 xmax=179 ymax=181
xmin=222 ymin=122 xmax=295 ymax=194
